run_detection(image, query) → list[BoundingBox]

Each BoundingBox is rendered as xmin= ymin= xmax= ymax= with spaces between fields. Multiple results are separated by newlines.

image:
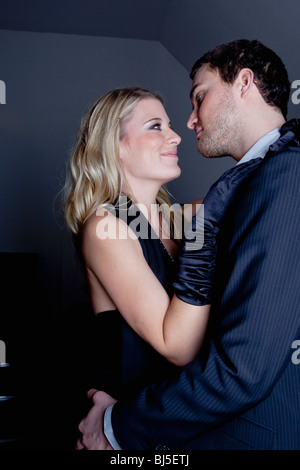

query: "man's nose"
xmin=187 ymin=110 xmax=197 ymax=130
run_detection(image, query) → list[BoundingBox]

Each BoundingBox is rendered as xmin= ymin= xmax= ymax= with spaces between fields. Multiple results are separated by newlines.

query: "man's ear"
xmin=236 ymin=68 xmax=255 ymax=98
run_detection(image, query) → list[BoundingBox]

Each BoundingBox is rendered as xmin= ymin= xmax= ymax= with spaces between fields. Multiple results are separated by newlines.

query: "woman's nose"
xmin=169 ymin=128 xmax=181 ymax=145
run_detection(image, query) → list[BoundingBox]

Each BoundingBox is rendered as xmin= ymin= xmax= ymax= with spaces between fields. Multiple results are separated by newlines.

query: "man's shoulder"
xmin=231 ymin=145 xmax=300 ymax=212
xmin=256 ymin=144 xmax=300 ymax=180
xmin=238 ymin=146 xmax=300 ymax=212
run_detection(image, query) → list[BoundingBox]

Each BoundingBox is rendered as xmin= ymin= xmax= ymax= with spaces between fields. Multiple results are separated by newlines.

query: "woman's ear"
xmin=119 ymin=141 xmax=124 ymax=161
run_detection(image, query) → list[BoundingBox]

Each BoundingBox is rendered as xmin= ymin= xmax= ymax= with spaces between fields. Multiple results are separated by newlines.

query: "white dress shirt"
xmin=237 ymin=128 xmax=280 ymax=165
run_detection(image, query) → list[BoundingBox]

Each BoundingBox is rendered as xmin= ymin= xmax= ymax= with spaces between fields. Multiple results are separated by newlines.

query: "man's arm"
xmin=110 ymin=151 xmax=300 ymax=449
xmin=104 ymin=404 xmax=122 ymax=450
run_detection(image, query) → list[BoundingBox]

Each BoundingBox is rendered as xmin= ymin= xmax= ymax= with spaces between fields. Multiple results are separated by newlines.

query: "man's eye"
xmin=196 ymin=94 xmax=203 ymax=104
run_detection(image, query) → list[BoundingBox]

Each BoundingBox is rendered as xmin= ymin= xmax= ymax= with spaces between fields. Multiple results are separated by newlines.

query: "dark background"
xmin=0 ymin=0 xmax=300 ymax=449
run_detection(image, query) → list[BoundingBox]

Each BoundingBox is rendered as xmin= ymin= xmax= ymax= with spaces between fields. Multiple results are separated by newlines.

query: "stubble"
xmin=197 ymin=89 xmax=244 ymax=159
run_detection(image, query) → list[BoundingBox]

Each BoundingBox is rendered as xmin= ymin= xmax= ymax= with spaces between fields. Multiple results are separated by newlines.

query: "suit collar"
xmin=267 ymin=118 xmax=300 ymax=156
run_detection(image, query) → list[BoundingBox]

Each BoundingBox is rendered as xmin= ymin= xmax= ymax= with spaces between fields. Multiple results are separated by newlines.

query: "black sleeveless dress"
xmin=88 ymin=199 xmax=180 ymax=400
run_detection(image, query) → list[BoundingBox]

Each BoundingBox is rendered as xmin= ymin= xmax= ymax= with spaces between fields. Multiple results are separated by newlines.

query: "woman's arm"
xmin=83 ymin=158 xmax=263 ymax=368
xmin=82 ymin=211 xmax=210 ymax=367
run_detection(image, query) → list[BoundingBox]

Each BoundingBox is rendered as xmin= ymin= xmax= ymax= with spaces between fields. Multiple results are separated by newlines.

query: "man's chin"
xmin=197 ymin=143 xmax=230 ymax=159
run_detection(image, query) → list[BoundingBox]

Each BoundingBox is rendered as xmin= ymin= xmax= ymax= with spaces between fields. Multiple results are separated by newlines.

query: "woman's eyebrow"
xmin=143 ymin=117 xmax=162 ymax=124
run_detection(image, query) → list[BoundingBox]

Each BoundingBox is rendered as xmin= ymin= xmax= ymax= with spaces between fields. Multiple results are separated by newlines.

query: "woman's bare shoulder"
xmin=83 ymin=206 xmax=138 ymax=243
xmin=81 ymin=207 xmax=141 ymax=272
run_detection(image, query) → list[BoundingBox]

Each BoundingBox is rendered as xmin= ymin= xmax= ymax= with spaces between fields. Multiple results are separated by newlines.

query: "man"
xmin=77 ymin=39 xmax=300 ymax=450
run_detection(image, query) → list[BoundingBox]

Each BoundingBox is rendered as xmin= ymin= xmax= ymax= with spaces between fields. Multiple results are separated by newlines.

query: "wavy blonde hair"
xmin=62 ymin=87 xmax=175 ymax=235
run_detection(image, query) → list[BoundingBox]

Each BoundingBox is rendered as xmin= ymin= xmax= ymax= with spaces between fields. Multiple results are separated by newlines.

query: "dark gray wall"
xmin=1 ymin=2 xmax=300 ymax=448
xmin=1 ymin=3 xmax=300 ymax=312
xmin=0 ymin=29 xmax=233 ymax=312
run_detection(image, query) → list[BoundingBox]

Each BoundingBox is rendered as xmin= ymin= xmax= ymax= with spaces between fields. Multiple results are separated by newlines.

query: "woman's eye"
xmin=150 ymin=123 xmax=162 ymax=130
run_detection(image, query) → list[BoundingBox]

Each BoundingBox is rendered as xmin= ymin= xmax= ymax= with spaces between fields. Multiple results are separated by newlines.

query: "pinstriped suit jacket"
xmin=111 ymin=119 xmax=300 ymax=450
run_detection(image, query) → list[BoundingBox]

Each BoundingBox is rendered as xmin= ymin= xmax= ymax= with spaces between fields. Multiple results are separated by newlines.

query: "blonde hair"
xmin=62 ymin=87 xmax=175 ymax=235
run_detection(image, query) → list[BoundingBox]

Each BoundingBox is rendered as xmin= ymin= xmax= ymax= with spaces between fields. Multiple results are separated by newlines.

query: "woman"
xmin=63 ymin=87 xmax=254 ymax=400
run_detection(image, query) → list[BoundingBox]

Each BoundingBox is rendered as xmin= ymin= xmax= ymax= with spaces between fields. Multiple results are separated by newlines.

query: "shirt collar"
xmin=237 ymin=128 xmax=281 ymax=165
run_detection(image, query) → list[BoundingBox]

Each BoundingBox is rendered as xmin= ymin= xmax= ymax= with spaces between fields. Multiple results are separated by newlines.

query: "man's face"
xmin=187 ymin=64 xmax=244 ymax=160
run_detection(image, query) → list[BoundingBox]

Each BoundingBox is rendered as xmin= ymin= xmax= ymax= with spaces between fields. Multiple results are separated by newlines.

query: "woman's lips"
xmin=161 ymin=151 xmax=178 ymax=157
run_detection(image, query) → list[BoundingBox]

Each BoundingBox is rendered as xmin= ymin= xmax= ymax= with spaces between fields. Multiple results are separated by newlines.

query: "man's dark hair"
xmin=190 ymin=39 xmax=290 ymax=118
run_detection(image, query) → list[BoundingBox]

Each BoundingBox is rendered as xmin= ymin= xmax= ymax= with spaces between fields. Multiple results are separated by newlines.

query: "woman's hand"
xmin=76 ymin=389 xmax=117 ymax=450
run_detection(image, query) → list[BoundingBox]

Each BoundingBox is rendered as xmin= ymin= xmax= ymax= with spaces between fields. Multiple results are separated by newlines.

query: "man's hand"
xmin=76 ymin=389 xmax=117 ymax=450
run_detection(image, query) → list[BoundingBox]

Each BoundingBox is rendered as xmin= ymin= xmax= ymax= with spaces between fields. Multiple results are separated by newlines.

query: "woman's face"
xmin=119 ymin=98 xmax=181 ymax=189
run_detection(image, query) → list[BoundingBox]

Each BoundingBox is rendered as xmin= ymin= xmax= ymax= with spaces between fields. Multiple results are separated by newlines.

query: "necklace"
xmin=158 ymin=238 xmax=177 ymax=264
